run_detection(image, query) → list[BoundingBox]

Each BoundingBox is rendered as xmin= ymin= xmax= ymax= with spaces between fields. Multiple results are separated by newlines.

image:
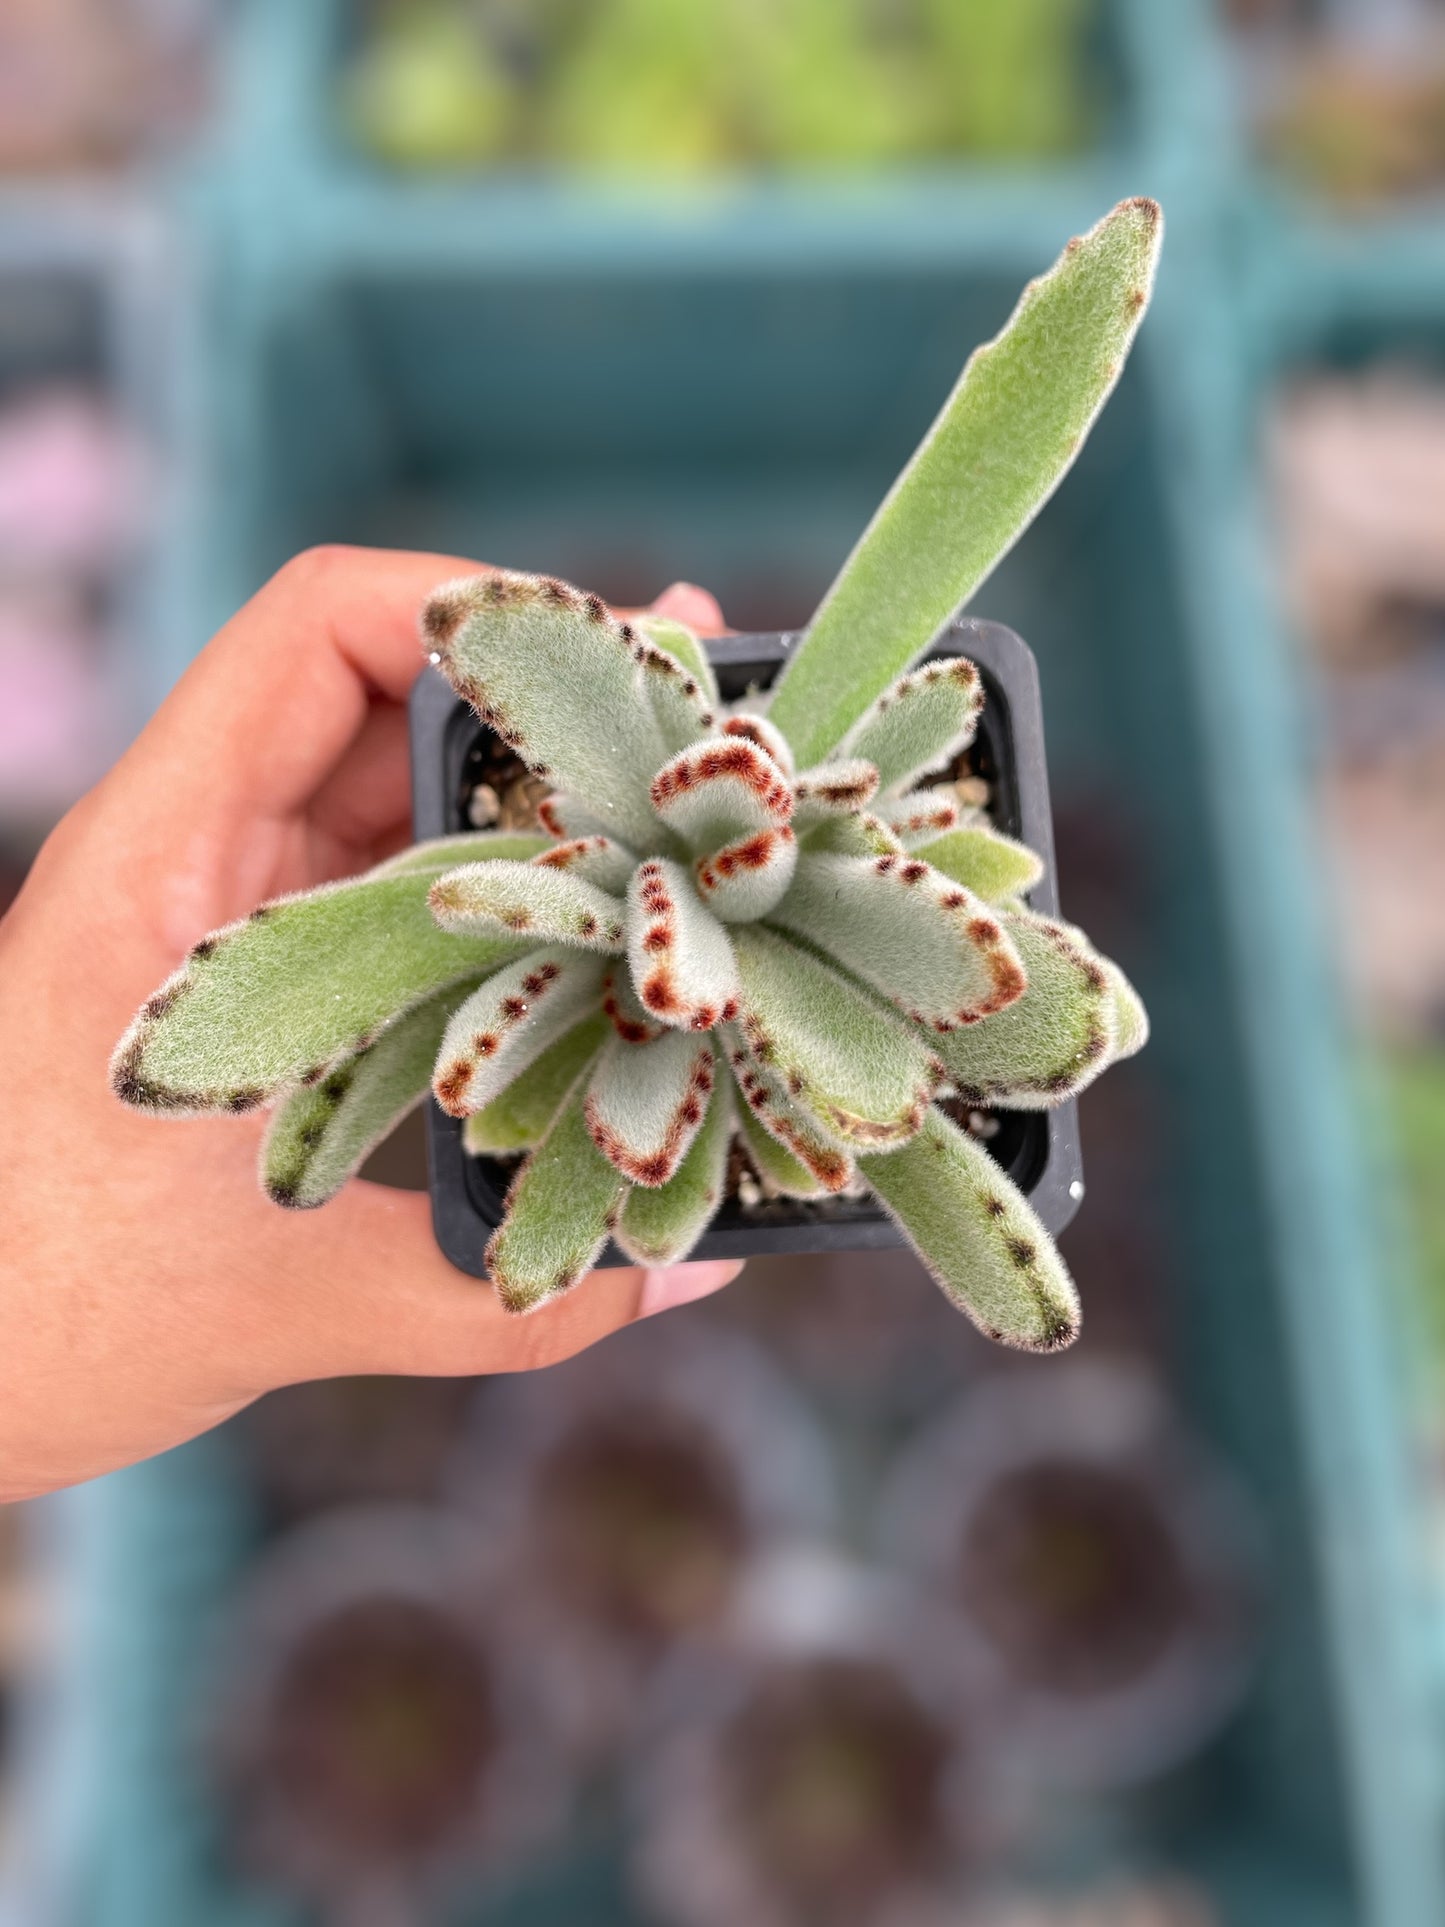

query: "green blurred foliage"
xmin=1384 ymin=1044 xmax=1445 ymax=1385
xmin=343 ymin=0 xmax=1102 ymax=172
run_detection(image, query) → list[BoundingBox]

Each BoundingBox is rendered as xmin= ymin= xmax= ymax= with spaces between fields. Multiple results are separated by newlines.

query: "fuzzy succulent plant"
xmin=113 ymin=198 xmax=1162 ymax=1348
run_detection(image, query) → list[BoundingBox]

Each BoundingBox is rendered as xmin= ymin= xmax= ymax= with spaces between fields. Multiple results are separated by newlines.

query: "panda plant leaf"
xmin=113 ymin=198 xmax=1162 ymax=1352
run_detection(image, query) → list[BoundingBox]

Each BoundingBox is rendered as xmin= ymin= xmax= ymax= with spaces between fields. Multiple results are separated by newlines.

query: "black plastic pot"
xmin=410 ymin=619 xmax=1083 ymax=1276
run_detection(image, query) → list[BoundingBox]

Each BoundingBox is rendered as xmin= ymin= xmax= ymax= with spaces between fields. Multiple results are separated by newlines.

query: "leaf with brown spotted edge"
xmin=721 ymin=712 xmax=793 ymax=775
xmin=585 ymin=1030 xmax=715 ymax=1188
xmin=801 ymin=811 xmax=906 ymax=859
xmin=730 ymin=926 xmax=940 ymax=1150
xmin=531 ymin=835 xmax=636 ymax=895
xmin=600 ymin=963 xmax=666 ymax=1045
xmin=111 ymin=870 xmax=527 ymax=1114
xmin=485 ymin=1082 xmax=628 ymax=1314
xmin=911 ymin=823 xmax=1044 ymax=904
xmin=694 ymin=825 xmax=798 ymax=924
xmin=636 ymin=613 xmax=720 ymax=711
xmin=616 ymin=1074 xmax=732 ymax=1265
xmin=723 ymin=1035 xmax=853 ymax=1197
xmin=931 ymin=911 xmax=1116 ymax=1109
xmin=649 ymin=738 xmax=793 ymax=854
xmin=426 ymin=568 xmax=707 ymax=850
xmin=838 ymin=657 xmax=983 ymax=796
xmin=625 ymin=858 xmax=741 ymax=1032
xmin=463 ymin=1012 xmax=609 ymax=1155
xmin=264 ymin=980 xmax=485 ymax=1208
xmin=429 ymin=861 xmax=626 ymax=953
xmin=880 ymin=791 xmax=961 ymax=848
xmin=432 ymin=947 xmax=607 ymax=1118
xmin=791 ymin=760 xmax=881 ymax=832
xmin=770 ymin=851 xmax=1026 ymax=1031
xmin=861 ymin=1108 xmax=1079 ymax=1352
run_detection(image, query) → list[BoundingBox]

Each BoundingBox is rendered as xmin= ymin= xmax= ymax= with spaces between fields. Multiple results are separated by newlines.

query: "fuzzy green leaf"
xmin=485 ymin=1083 xmax=627 ymax=1313
xmin=791 ymin=760 xmax=880 ymax=831
xmin=426 ymin=570 xmax=708 ymax=849
xmin=838 ymin=658 xmax=983 ymax=795
xmin=735 ymin=1087 xmax=826 ymax=1199
xmin=861 ymin=1108 xmax=1079 ymax=1351
xmin=1102 ymin=956 xmax=1149 ymax=1060
xmin=771 ymin=852 xmax=1026 ymax=1031
xmin=585 ymin=1030 xmax=715 ymax=1187
xmin=429 ymin=860 xmax=626 ymax=953
xmin=263 ymin=981 xmax=481 ymax=1208
xmin=531 ymin=835 xmax=637 ymax=895
xmin=801 ymin=811 xmax=905 ymax=859
xmin=369 ymin=832 xmax=553 ymax=878
xmin=616 ymin=1075 xmax=731 ymax=1265
xmin=112 ymin=874 xmax=524 ymax=1114
xmin=432 ymin=948 xmax=606 ymax=1117
xmin=649 ymin=738 xmax=793 ymax=854
xmin=538 ymin=794 xmax=614 ymax=841
xmin=768 ymin=199 xmax=1163 ymax=765
xmin=636 ymin=613 xmax=720 ymax=711
xmin=730 ymin=925 xmax=940 ymax=1149
xmin=600 ymin=963 xmax=667 ymax=1044
xmin=721 ymin=712 xmax=793 ymax=775
xmin=933 ymin=912 xmax=1115 ymax=1108
xmin=913 ymin=824 xmax=1044 ymax=904
xmin=723 ymin=1035 xmax=854 ymax=1195
xmin=626 ymin=859 xmax=741 ymax=1031
xmin=694 ymin=826 xmax=798 ymax=924
xmin=881 ymin=792 xmax=961 ymax=847
xmin=462 ymin=1012 xmax=609 ymax=1155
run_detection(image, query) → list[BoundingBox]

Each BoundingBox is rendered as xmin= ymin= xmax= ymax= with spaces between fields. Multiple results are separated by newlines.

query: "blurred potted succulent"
xmin=113 ymin=199 xmax=1161 ymax=1348
xmin=242 ymin=1374 xmax=475 ymax=1523
xmin=444 ymin=1316 xmax=834 ymax=1752
xmin=213 ymin=1507 xmax=572 ymax=1921
xmin=627 ymin=1549 xmax=992 ymax=1927
xmin=878 ymin=1364 xmax=1260 ymax=1790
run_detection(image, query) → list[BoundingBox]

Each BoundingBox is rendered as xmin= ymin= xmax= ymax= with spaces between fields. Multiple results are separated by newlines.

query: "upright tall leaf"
xmin=768 ymin=199 xmax=1163 ymax=764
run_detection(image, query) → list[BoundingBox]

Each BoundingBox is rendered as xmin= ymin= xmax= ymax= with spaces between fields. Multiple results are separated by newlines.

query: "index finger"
xmin=139 ymin=545 xmax=488 ymax=820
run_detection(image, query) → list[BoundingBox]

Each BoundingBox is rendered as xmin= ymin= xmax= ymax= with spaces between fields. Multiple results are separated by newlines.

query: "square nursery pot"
xmin=410 ymin=618 xmax=1084 ymax=1274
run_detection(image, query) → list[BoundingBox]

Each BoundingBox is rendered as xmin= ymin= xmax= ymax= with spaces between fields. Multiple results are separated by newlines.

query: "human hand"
xmin=0 ymin=547 xmax=742 ymax=1501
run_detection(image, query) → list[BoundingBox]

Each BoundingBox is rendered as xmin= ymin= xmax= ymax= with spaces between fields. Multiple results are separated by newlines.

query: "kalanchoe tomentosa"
xmin=112 ymin=197 xmax=1162 ymax=1347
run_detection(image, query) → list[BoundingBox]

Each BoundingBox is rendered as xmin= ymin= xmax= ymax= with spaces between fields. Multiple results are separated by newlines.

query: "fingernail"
xmin=639 ymin=1260 xmax=744 ymax=1319
xmin=650 ymin=581 xmax=726 ymax=632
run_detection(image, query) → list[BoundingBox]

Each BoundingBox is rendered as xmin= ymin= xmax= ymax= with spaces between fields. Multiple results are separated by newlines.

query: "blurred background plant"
xmin=341 ymin=0 xmax=1105 ymax=174
xmin=3 ymin=2 xmax=1445 ymax=1924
